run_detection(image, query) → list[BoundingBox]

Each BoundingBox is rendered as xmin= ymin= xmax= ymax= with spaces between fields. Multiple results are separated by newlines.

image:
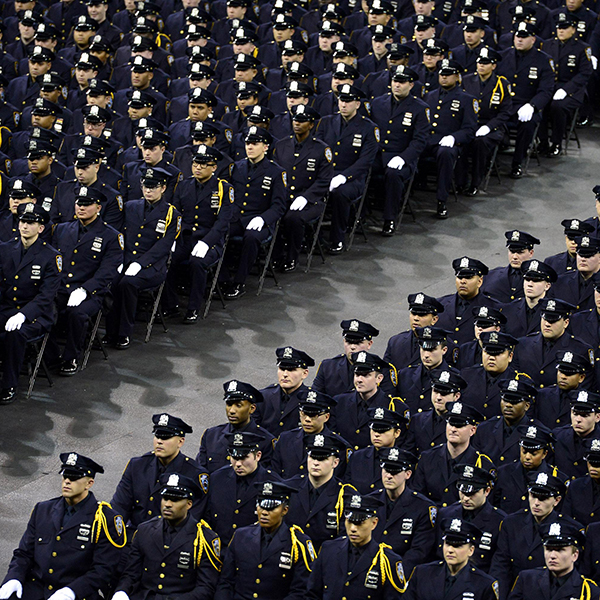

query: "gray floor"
xmin=1 ymin=128 xmax=599 ymax=571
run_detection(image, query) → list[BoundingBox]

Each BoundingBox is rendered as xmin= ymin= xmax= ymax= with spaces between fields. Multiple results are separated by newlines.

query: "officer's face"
xmin=128 ymin=105 xmax=152 ymax=119
xmin=541 ymin=316 xmax=568 ymax=340
xmin=596 ymin=199 xmax=600 ymax=220
xmin=83 ymin=120 xmax=106 ymax=137
xmin=414 ymin=26 xmax=435 ymax=43
xmin=273 ymin=27 xmax=294 ymax=43
xmin=545 ymin=545 xmax=579 ymax=576
xmin=595 ymin=290 xmax=600 ymax=313
xmin=232 ymin=42 xmax=255 ymax=55
xmin=372 ymin=38 xmax=391 ymax=56
xmin=19 ymin=24 xmax=36 ymax=43
xmin=354 ymin=370 xmax=384 ymax=394
xmin=31 ymin=113 xmax=55 ymax=129
xmin=28 ymin=154 xmax=53 ymax=175
xmin=459 ymin=486 xmax=490 ymax=510
xmin=41 ymin=89 xmax=61 ymax=104
xmin=153 ymin=434 xmax=184 ymax=461
xmin=409 ymin=311 xmax=437 ymax=330
xmin=74 ymin=29 xmax=96 ymax=47
xmin=520 ymin=446 xmax=547 ymax=469
xmin=237 ymin=94 xmax=258 ymax=110
xmin=368 ymin=11 xmax=390 ymax=25
xmin=230 ymin=450 xmax=261 ymax=476
xmin=286 ymin=95 xmax=309 ymax=112
xmin=476 ymin=61 xmax=496 ymax=78
xmin=587 ymin=459 xmax=600 ymax=480
xmin=132 ymin=70 xmax=154 ymax=89
xmin=75 ymin=201 xmax=101 ymax=224
xmin=565 ymin=235 xmax=578 ymax=255
xmin=576 ymin=251 xmax=600 ymax=276
xmin=345 ymin=516 xmax=378 ymax=546
xmin=414 ymin=0 xmax=434 ymax=15
xmin=307 ymin=453 xmax=339 ymax=478
xmin=523 ymin=277 xmax=550 ymax=301
xmin=464 ymin=28 xmax=485 ymax=47
xmin=423 ymin=53 xmax=442 ymax=69
xmin=500 ymin=397 xmax=530 ymax=423
xmin=446 ymin=421 xmax=476 ymax=445
xmin=474 ymin=323 xmax=500 ymax=341
xmin=391 ymin=80 xmax=414 ymax=99
xmin=18 ymin=220 xmax=44 ymax=241
xmin=556 ymin=24 xmax=576 ymax=41
xmin=565 ymin=0 xmax=584 ymax=9
xmin=142 ymin=183 xmax=166 ymax=203
xmin=61 ymin=474 xmax=93 ymax=503
xmin=482 ymin=349 xmax=513 ymax=374
xmin=454 ymin=274 xmax=482 ymax=298
xmin=225 ymin=399 xmax=255 ymax=425
xmin=278 ymin=366 xmax=309 ymax=392
xmin=234 ymin=67 xmax=257 ymax=83
xmin=439 ymin=73 xmax=460 ymax=90
xmin=227 ymin=4 xmax=247 ymax=18
xmin=192 ymin=160 xmax=217 ymax=182
xmin=557 ymin=369 xmax=585 ymax=390
xmin=370 ymin=426 xmax=400 ymax=449
xmin=443 ymin=541 xmax=475 ymax=568
xmin=161 ymin=495 xmax=192 ymax=522
xmin=183 ymin=0 xmax=201 ymax=6
xmin=75 ymin=67 xmax=97 ymax=87
xmin=318 ymin=34 xmax=340 ymax=52
xmin=387 ymin=56 xmax=409 ymax=69
xmin=332 ymin=76 xmax=352 ymax=92
xmin=87 ymin=3 xmax=108 ymax=21
xmin=508 ymin=247 xmax=534 ymax=269
xmin=338 ymin=99 xmax=360 ymax=120
xmin=142 ymin=144 xmax=164 ymax=166
xmin=292 ymin=119 xmax=314 ymax=137
xmin=381 ymin=467 xmax=411 ymax=491
xmin=529 ymin=492 xmax=560 ymax=520
xmin=419 ymin=343 xmax=447 ymax=369
xmin=513 ymin=33 xmax=535 ymax=51
xmin=245 ymin=141 xmax=267 ymax=162
xmin=256 ymin=502 xmax=288 ymax=531
xmin=300 ymin=409 xmax=330 ymax=433
xmin=333 ymin=55 xmax=356 ymax=67
xmin=75 ymin=163 xmax=100 ymax=185
xmin=344 ymin=337 xmax=372 ymax=359
xmin=9 ymin=196 xmax=35 ymax=215
xmin=571 ymin=409 xmax=600 ymax=436
xmin=431 ymin=388 xmax=458 ymax=414
xmin=189 ymin=102 xmax=212 ymax=122
xmin=282 ymin=53 xmax=303 ymax=67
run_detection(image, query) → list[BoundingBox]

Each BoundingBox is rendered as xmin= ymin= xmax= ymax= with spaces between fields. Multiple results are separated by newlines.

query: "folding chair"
xmin=26 ymin=332 xmax=53 ymax=399
xmin=137 ymin=253 xmax=172 ymax=343
xmin=81 ymin=308 xmax=108 ymax=370
xmin=346 ymin=168 xmax=372 ymax=252
xmin=396 ymin=171 xmax=417 ymax=227
xmin=482 ymin=145 xmax=502 ymax=192
xmin=304 ymin=195 xmax=328 ymax=273
xmin=564 ymin=107 xmax=581 ymax=154
xmin=523 ymin=121 xmax=541 ymax=174
xmin=203 ymin=233 xmax=229 ymax=319
xmin=256 ymin=220 xmax=281 ymax=296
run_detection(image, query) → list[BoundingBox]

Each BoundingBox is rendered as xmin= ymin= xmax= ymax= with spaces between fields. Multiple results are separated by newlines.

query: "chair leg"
xmin=203 ymin=250 xmax=228 ymax=319
xmin=524 ymin=123 xmax=541 ymax=174
xmin=565 ymin=108 xmax=580 ymax=154
xmin=397 ymin=172 xmax=416 ymax=227
xmin=305 ymin=210 xmax=326 ymax=273
xmin=82 ymin=310 xmax=104 ymax=370
xmin=482 ymin=145 xmax=500 ymax=192
xmin=145 ymin=282 xmax=167 ymax=343
xmin=257 ymin=222 xmax=280 ymax=296
xmin=27 ymin=332 xmax=51 ymax=399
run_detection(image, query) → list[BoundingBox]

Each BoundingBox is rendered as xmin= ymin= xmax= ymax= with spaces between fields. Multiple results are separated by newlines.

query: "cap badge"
xmin=571 ymin=220 xmax=580 ymax=229
xmin=314 ymin=434 xmax=324 ymax=447
xmin=549 ymin=523 xmax=561 ymax=536
xmin=283 ymin=347 xmax=293 ymax=359
xmin=489 ymin=332 xmax=499 ymax=344
xmin=451 ymin=402 xmax=462 ymax=414
xmin=423 ymin=327 xmax=432 ymax=338
xmin=228 ymin=381 xmax=238 ymax=392
xmin=415 ymin=293 xmax=424 ymax=304
xmin=582 ymin=237 xmax=590 ymax=247
xmin=464 ymin=466 xmax=474 ymax=478
xmin=578 ymin=390 xmax=589 ymax=401
xmin=591 ymin=439 xmax=600 ymax=451
xmin=24 ymin=203 xmax=33 ymax=213
xmin=167 ymin=474 xmax=179 ymax=486
xmin=350 ymin=495 xmax=362 ymax=508
xmin=389 ymin=448 xmax=399 ymax=460
xmin=356 ymin=351 xmax=366 ymax=363
xmin=526 ymin=426 xmax=537 ymax=438
xmin=508 ymin=380 xmax=519 ymax=392
xmin=79 ymin=187 xmax=88 ymax=196
xmin=66 ymin=453 xmax=78 ymax=466
xmin=530 ymin=260 xmax=539 ymax=271
xmin=233 ymin=433 xmax=243 ymax=445
xmin=158 ymin=414 xmax=169 ymax=426
xmin=263 ymin=482 xmax=273 ymax=495
xmin=563 ymin=352 xmax=573 ymax=363
xmin=349 ymin=320 xmax=359 ymax=332
xmin=14 ymin=180 xmax=23 ymax=189
xmin=374 ymin=407 xmax=385 ymax=419
xmin=77 ymin=149 xmax=86 ymax=159
xmin=460 ymin=257 xmax=469 ymax=268
xmin=450 ymin=519 xmax=462 ymax=532
xmin=306 ymin=390 xmax=317 ymax=403
xmin=536 ymin=472 xmax=549 ymax=485
xmin=440 ymin=371 xmax=450 ymax=383
xmin=511 ymin=231 xmax=520 ymax=241
xmin=547 ymin=300 xmax=556 ymax=311
xmin=479 ymin=307 xmax=488 ymax=317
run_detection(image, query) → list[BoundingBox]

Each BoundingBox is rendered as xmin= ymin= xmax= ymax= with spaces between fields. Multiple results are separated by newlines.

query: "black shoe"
xmin=327 ymin=242 xmax=344 ymax=255
xmin=116 ymin=336 xmax=130 ymax=349
xmin=101 ymin=335 xmax=116 ymax=346
xmin=465 ymin=186 xmax=479 ymax=197
xmin=510 ymin=165 xmax=523 ymax=179
xmin=381 ymin=220 xmax=395 ymax=237
xmin=161 ymin=306 xmax=180 ymax=319
xmin=224 ymin=284 xmax=246 ymax=300
xmin=283 ymin=260 xmax=297 ymax=272
xmin=455 ymin=185 xmax=469 ymax=195
xmin=183 ymin=310 xmax=198 ymax=323
xmin=0 ymin=387 xmax=17 ymax=404
xmin=547 ymin=144 xmax=561 ymax=157
xmin=577 ymin=116 xmax=591 ymax=128
xmin=437 ymin=202 xmax=448 ymax=219
xmin=59 ymin=359 xmax=78 ymax=377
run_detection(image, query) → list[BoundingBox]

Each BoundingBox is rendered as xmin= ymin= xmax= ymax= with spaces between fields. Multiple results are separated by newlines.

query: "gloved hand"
xmin=171 ymin=241 xmax=176 ymax=253
xmin=0 ymin=580 xmax=22 ymax=599
xmin=47 ymin=588 xmax=75 ymax=600
xmin=387 ymin=156 xmax=405 ymax=170
xmin=67 ymin=288 xmax=87 ymax=307
xmin=329 ymin=174 xmax=347 ymax=191
xmin=111 ymin=592 xmax=130 ymax=600
xmin=592 ymin=55 xmax=598 ymax=70
xmin=191 ymin=241 xmax=209 ymax=258
xmin=476 ymin=125 xmax=491 ymax=137
xmin=517 ymin=103 xmax=534 ymax=122
xmin=290 ymin=196 xmax=308 ymax=211
xmin=117 ymin=264 xmax=123 ymax=274
xmin=124 ymin=262 xmax=142 ymax=277
xmin=247 ymin=216 xmax=264 ymax=231
xmin=553 ymin=88 xmax=567 ymax=101
xmin=5 ymin=313 xmax=25 ymax=332
xmin=439 ymin=135 xmax=455 ymax=148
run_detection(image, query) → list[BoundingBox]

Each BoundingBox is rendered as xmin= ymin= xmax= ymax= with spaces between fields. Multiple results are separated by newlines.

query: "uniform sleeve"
xmin=3 ymin=504 xmax=39 ymax=585
xmin=283 ymin=533 xmax=314 ymax=600
xmin=197 ymin=181 xmax=234 ymax=248
xmin=402 ymin=565 xmax=420 ymax=600
xmin=103 ymin=197 xmax=125 ymax=232
xmin=529 ymin=53 xmax=556 ymax=112
xmin=399 ymin=104 xmax=430 ymax=166
xmin=81 ymin=232 xmax=123 ymax=296
xmin=213 ymin=534 xmax=237 ymax=600
xmin=260 ymin=167 xmax=288 ymax=227
xmin=561 ymin=45 xmax=593 ymax=97
xmin=110 ymin=461 xmax=135 ymax=525
xmin=401 ymin=502 xmax=437 ymax=574
xmin=506 ymin=574 xmax=524 ymax=600
xmin=452 ymin=96 xmax=478 ymax=146
xmin=20 ymin=250 xmax=61 ymax=325
xmin=114 ymin=530 xmax=144 ymax=596
xmin=196 ymin=430 xmax=209 ymax=472
xmin=179 ymin=528 xmax=222 ymax=600
xmin=305 ymin=548 xmax=325 ymax=600
xmin=485 ymin=77 xmax=514 ymax=131
xmin=303 ymin=146 xmax=334 ymax=205
xmin=311 ymin=362 xmax=327 ymax=393
xmin=489 ymin=522 xmax=514 ymax=600
xmin=137 ymin=207 xmax=182 ymax=269
xmin=340 ymin=121 xmax=379 ymax=182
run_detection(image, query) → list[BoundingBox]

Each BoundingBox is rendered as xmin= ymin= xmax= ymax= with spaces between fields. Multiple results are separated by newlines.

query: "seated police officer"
xmin=163 ymin=144 xmax=234 ymax=323
xmin=370 ymin=447 xmax=438 ymax=575
xmin=196 ymin=379 xmax=275 ymax=473
xmin=563 ymin=437 xmax=600 ymax=526
xmin=0 ymin=179 xmax=43 ymax=243
xmin=111 ymin=413 xmax=208 ymax=530
xmin=104 ymin=167 xmax=181 ymax=349
xmin=457 ymin=306 xmax=506 ymax=370
xmin=404 ymin=518 xmax=499 ymax=600
xmin=271 ymin=104 xmax=333 ymax=272
xmin=50 ymin=186 xmax=123 ymax=375
xmin=0 ymin=452 xmax=125 ymax=600
xmin=306 ymin=492 xmax=406 ymax=599
xmin=112 ymin=474 xmax=221 ymax=600
xmin=0 ymin=203 xmax=61 ymax=404
xmin=436 ymin=459 xmax=505 ymax=573
xmin=508 ymin=520 xmax=600 ymax=600
xmin=215 ymin=481 xmax=315 ymax=600
xmin=545 ymin=219 xmax=593 ymax=275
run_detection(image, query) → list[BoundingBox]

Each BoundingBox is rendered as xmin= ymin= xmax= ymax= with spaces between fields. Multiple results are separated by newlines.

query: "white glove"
xmin=246 ymin=216 xmax=264 ymax=231
xmin=111 ymin=592 xmax=131 ymax=600
xmin=517 ymin=103 xmax=534 ymax=122
xmin=592 ymin=55 xmax=598 ymax=70
xmin=5 ymin=313 xmax=25 ymax=332
xmin=387 ymin=156 xmax=405 ymax=170
xmin=329 ymin=174 xmax=347 ymax=191
xmin=439 ymin=135 xmax=455 ymax=148
xmin=124 ymin=262 xmax=142 ymax=277
xmin=553 ymin=88 xmax=567 ymax=101
xmin=290 ymin=196 xmax=308 ymax=211
xmin=191 ymin=240 xmax=209 ymax=258
xmin=171 ymin=241 xmax=176 ymax=253
xmin=0 ymin=580 xmax=22 ymax=599
xmin=117 ymin=264 xmax=123 ymax=274
xmin=47 ymin=588 xmax=75 ymax=600
xmin=67 ymin=288 xmax=87 ymax=307
xmin=476 ymin=125 xmax=491 ymax=137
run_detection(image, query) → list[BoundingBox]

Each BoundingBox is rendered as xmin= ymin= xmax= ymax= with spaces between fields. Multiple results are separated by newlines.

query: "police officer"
xmin=112 ymin=474 xmax=221 ymax=600
xmin=313 ymin=319 xmax=397 ymax=397
xmin=24 ymin=138 xmax=60 ymax=206
xmin=224 ymin=126 xmax=287 ymax=299
xmin=256 ymin=346 xmax=315 ymax=436
xmin=370 ymin=447 xmax=438 ymax=575
xmin=271 ymin=104 xmax=333 ymax=272
xmin=508 ymin=520 xmax=600 ymax=600
xmin=50 ymin=186 xmax=123 ymax=375
xmin=206 ymin=431 xmax=282 ymax=545
xmin=306 ymin=492 xmax=406 ymax=599
xmin=483 ymin=230 xmax=541 ymax=303
xmin=570 ymin=279 xmax=600 ymax=375
xmin=369 ymin=65 xmax=429 ymax=236
xmin=404 ymin=519 xmax=499 ymax=600
xmin=563 ymin=437 xmax=600 ymax=526
xmin=104 ymin=168 xmax=181 ymax=349
xmin=0 ymin=179 xmax=43 ymax=243
xmin=196 ymin=380 xmax=275 ymax=473
xmin=0 ymin=452 xmax=125 ymax=600
xmin=474 ymin=376 xmax=540 ymax=465
xmin=412 ymin=401 xmax=484 ymax=507
xmin=0 ymin=203 xmax=61 ymax=403
xmin=502 ymin=259 xmax=558 ymax=339
xmin=545 ymin=219 xmax=594 ymax=275
xmin=457 ymin=306 xmax=506 ymax=370
xmin=163 ymin=144 xmax=234 ymax=322
xmin=315 ymin=83 xmax=379 ymax=254
xmin=436 ymin=257 xmax=501 ymax=346
xmin=214 ymin=481 xmax=315 ymax=600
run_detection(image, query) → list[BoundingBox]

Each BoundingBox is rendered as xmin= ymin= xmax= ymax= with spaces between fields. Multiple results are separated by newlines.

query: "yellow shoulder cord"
xmin=91 ymin=502 xmax=127 ymax=548
xmin=490 ymin=77 xmax=504 ymax=107
xmin=335 ymin=483 xmax=357 ymax=529
xmin=289 ymin=524 xmax=312 ymax=571
xmin=581 ymin=577 xmax=594 ymax=600
xmin=514 ymin=371 xmax=532 ymax=381
xmin=475 ymin=453 xmax=493 ymax=468
xmin=366 ymin=543 xmax=406 ymax=593
xmin=163 ymin=204 xmax=174 ymax=237
xmin=217 ymin=179 xmax=224 ymax=213
xmin=193 ymin=521 xmax=222 ymax=571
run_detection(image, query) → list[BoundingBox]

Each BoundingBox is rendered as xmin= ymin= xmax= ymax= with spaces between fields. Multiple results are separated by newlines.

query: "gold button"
xmin=52 ymin=552 xmax=57 ymax=557
xmin=56 ymin=536 xmax=61 ymax=541
xmin=158 ymin=585 xmax=163 ymax=590
xmin=48 ymin=586 xmax=53 ymax=591
xmin=161 ymin=562 xmax=166 ymax=567
xmin=256 ymin=579 xmax=260 ymax=583
xmin=160 ymin=574 xmax=165 ymax=578
xmin=49 ymin=569 xmax=53 ymax=574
